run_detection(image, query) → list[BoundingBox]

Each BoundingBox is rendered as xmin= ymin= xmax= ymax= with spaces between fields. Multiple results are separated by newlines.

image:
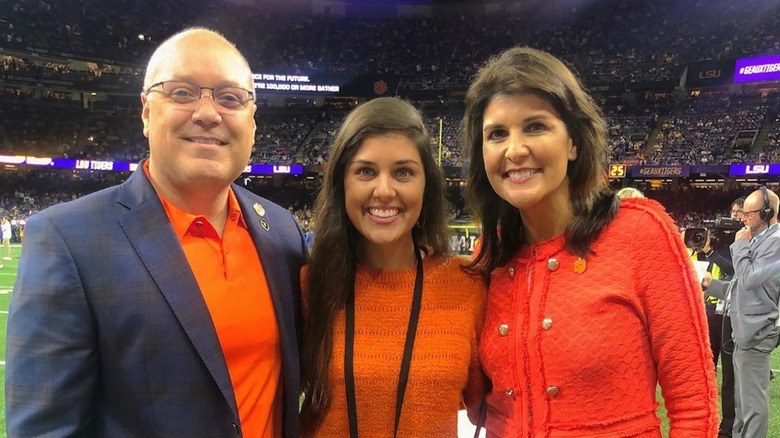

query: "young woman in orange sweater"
xmin=300 ymin=97 xmax=488 ymax=437
xmin=463 ymin=47 xmax=719 ymax=437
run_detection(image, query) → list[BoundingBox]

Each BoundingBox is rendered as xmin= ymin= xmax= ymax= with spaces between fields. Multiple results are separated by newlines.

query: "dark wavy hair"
xmin=300 ymin=97 xmax=451 ymax=434
xmin=463 ymin=47 xmax=618 ymax=275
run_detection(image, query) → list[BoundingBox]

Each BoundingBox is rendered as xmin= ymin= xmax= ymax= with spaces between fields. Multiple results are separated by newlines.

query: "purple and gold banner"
xmin=729 ymin=163 xmax=780 ymax=176
xmin=686 ymin=60 xmax=735 ymax=87
xmin=734 ymin=55 xmax=780 ymax=83
xmin=0 ymin=155 xmax=303 ymax=175
xmin=631 ymin=166 xmax=689 ymax=178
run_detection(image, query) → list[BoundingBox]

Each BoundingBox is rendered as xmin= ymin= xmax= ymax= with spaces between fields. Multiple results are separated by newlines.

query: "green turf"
xmin=0 ymin=244 xmax=778 ymax=437
xmin=0 ymin=244 xmax=22 ymax=438
xmin=657 ymin=339 xmax=780 ymax=436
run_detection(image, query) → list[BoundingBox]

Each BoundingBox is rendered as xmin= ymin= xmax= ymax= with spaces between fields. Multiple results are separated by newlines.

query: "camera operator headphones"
xmin=759 ymin=186 xmax=775 ymax=223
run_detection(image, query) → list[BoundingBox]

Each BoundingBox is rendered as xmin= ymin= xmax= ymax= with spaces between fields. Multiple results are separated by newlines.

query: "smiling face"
xmin=141 ymin=30 xmax=256 ymax=195
xmin=481 ymin=92 xmax=577 ymax=219
xmin=344 ymin=132 xmax=426 ymax=258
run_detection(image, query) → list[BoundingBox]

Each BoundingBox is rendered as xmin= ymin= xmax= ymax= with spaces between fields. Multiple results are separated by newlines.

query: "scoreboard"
xmin=608 ymin=164 xmax=627 ymax=178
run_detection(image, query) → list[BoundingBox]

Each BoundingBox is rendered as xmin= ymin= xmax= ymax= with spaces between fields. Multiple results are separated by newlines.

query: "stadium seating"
xmin=1 ymin=0 xmax=779 ymax=228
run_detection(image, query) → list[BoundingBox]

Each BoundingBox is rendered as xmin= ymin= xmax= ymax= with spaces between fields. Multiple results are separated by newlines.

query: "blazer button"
xmin=232 ymin=423 xmax=240 ymax=435
xmin=541 ymin=318 xmax=553 ymax=330
xmin=546 ymin=386 xmax=559 ymax=397
xmin=498 ymin=324 xmax=509 ymax=336
xmin=508 ymin=267 xmax=515 ymax=278
xmin=547 ymin=258 xmax=559 ymax=271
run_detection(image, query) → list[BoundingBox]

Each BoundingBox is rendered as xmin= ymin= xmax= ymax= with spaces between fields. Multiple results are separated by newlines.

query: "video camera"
xmin=684 ymin=218 xmax=743 ymax=251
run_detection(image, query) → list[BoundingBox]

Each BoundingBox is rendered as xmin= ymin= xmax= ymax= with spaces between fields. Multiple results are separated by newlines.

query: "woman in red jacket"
xmin=463 ymin=47 xmax=719 ymax=437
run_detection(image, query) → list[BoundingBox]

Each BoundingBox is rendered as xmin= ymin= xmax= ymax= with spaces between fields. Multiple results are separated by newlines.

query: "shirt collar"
xmin=754 ymin=222 xmax=778 ymax=243
xmin=144 ymin=161 xmax=247 ymax=239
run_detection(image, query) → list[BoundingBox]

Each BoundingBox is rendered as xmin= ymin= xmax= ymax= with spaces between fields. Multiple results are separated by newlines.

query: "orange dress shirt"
xmin=149 ymin=163 xmax=282 ymax=438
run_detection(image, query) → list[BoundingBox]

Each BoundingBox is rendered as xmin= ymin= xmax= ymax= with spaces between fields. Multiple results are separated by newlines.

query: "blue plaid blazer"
xmin=6 ymin=167 xmax=305 ymax=437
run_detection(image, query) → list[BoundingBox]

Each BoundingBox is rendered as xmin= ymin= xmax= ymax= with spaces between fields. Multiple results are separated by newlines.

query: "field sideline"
xmin=0 ymin=244 xmax=778 ymax=437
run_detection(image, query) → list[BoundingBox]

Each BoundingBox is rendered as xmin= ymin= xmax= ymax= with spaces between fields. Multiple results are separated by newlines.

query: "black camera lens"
xmin=684 ymin=228 xmax=708 ymax=250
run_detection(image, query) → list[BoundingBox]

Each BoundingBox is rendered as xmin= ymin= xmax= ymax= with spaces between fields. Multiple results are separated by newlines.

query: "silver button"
xmin=541 ymin=318 xmax=553 ymax=330
xmin=546 ymin=386 xmax=559 ymax=397
xmin=505 ymin=388 xmax=514 ymax=397
xmin=547 ymin=258 xmax=559 ymax=271
xmin=508 ymin=267 xmax=515 ymax=278
xmin=498 ymin=324 xmax=509 ymax=336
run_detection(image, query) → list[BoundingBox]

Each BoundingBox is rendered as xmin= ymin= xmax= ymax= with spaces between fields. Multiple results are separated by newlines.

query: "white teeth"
xmin=368 ymin=208 xmax=399 ymax=218
xmin=189 ymin=137 xmax=223 ymax=145
xmin=507 ymin=169 xmax=539 ymax=179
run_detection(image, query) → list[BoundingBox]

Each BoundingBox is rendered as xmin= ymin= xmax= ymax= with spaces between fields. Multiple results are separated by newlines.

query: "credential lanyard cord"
xmin=345 ymin=249 xmax=424 ymax=438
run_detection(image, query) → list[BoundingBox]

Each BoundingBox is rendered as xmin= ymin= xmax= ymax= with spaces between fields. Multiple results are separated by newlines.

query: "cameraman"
xmin=692 ymin=228 xmax=734 ymax=361
xmin=697 ymin=197 xmax=743 ymax=438
xmin=703 ymin=188 xmax=780 ymax=438
xmin=685 ymin=197 xmax=745 ymax=438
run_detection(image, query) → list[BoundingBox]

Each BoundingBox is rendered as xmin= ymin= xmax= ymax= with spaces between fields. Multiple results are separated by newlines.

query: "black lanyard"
xmin=344 ymin=250 xmax=424 ymax=438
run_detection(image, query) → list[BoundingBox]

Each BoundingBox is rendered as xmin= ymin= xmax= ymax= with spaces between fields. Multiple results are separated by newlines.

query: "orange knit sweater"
xmin=305 ymin=256 xmax=488 ymax=438
xmin=480 ymin=198 xmax=719 ymax=437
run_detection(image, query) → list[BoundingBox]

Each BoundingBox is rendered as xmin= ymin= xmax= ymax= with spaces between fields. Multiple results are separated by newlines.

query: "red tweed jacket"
xmin=480 ymin=198 xmax=718 ymax=437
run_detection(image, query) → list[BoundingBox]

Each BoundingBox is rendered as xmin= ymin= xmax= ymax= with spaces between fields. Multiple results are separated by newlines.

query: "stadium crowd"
xmin=1 ymin=91 xmax=780 ymax=167
xmin=2 ymin=0 xmax=780 ymax=168
xmin=4 ymin=0 xmax=780 ymax=87
xmin=0 ymin=165 xmax=761 ymax=246
xmin=0 ymin=0 xmax=779 ymax=243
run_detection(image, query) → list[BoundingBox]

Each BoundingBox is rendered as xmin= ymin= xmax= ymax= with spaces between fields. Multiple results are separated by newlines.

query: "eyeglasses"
xmin=144 ymin=81 xmax=255 ymax=111
xmin=743 ymin=209 xmax=761 ymax=218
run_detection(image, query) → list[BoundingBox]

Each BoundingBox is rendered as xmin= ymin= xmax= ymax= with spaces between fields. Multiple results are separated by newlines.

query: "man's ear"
xmin=141 ymin=93 xmax=150 ymax=138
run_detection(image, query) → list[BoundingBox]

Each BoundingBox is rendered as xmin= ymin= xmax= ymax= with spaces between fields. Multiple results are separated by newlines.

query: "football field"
xmin=0 ymin=245 xmax=21 ymax=438
xmin=0 ymin=244 xmax=778 ymax=437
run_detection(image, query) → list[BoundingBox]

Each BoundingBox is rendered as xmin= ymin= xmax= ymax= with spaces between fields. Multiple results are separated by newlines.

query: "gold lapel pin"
xmin=573 ymin=257 xmax=587 ymax=274
xmin=253 ymin=203 xmax=265 ymax=217
xmin=260 ymin=219 xmax=270 ymax=231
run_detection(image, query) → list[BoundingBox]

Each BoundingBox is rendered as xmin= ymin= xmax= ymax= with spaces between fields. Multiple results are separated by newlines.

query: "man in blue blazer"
xmin=6 ymin=28 xmax=306 ymax=437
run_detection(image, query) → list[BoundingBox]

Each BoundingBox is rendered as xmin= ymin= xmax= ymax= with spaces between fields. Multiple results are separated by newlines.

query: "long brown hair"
xmin=463 ymin=47 xmax=618 ymax=275
xmin=300 ymin=97 xmax=451 ymax=434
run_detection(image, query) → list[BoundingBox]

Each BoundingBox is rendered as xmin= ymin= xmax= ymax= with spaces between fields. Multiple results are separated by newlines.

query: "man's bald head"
xmin=143 ymin=28 xmax=253 ymax=91
xmin=745 ymin=187 xmax=779 ymax=223
xmin=140 ymin=26 xmax=258 ymax=200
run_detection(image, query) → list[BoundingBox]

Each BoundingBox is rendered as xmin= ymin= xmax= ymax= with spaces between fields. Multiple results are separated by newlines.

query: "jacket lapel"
xmin=753 ymin=223 xmax=779 ymax=250
xmin=233 ymin=187 xmax=300 ymax=391
xmin=114 ymin=169 xmax=239 ymax=418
